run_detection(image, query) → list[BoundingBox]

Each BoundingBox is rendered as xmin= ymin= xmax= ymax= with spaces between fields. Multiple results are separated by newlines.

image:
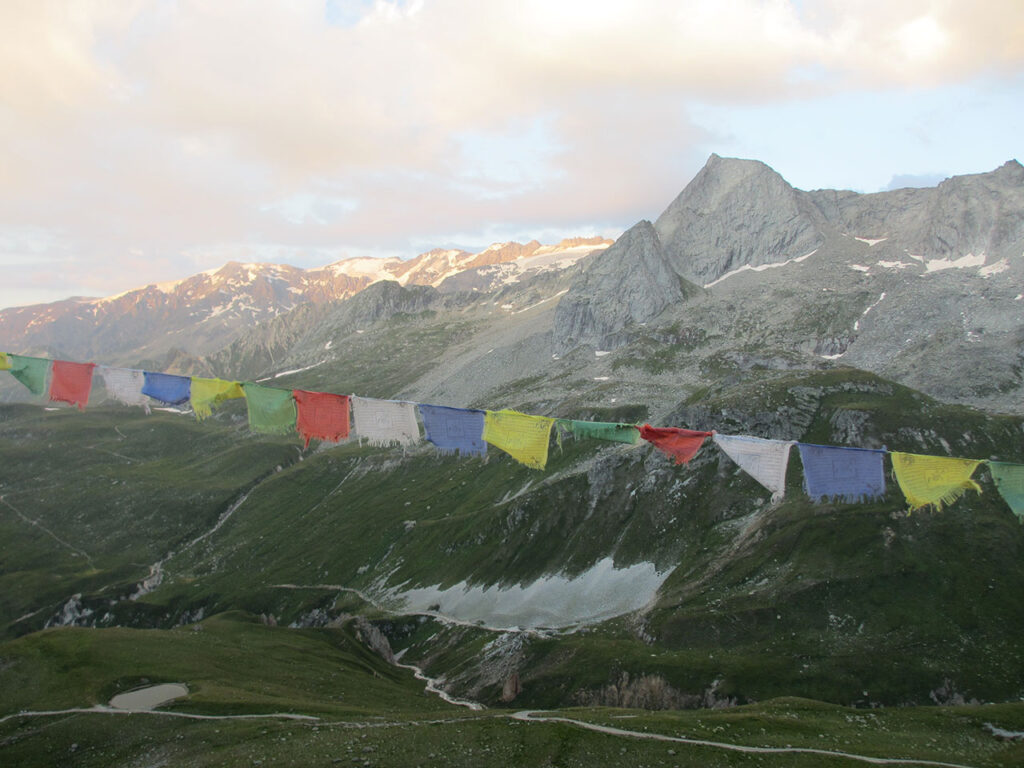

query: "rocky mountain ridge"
xmin=0 ymin=236 xmax=610 ymax=365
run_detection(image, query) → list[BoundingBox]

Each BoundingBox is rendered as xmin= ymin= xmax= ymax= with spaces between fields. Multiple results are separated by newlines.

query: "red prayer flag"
xmin=293 ymin=389 xmax=350 ymax=447
xmin=639 ymin=424 xmax=713 ymax=464
xmin=49 ymin=360 xmax=96 ymax=411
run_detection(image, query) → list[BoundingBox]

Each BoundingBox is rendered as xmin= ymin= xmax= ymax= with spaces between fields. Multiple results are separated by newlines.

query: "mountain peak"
xmin=654 ymin=155 xmax=820 ymax=285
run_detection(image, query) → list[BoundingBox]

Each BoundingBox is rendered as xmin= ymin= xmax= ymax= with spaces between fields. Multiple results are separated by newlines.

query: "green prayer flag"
xmin=242 ymin=383 xmax=297 ymax=435
xmin=989 ymin=461 xmax=1024 ymax=522
xmin=7 ymin=354 xmax=50 ymax=396
xmin=561 ymin=419 xmax=640 ymax=445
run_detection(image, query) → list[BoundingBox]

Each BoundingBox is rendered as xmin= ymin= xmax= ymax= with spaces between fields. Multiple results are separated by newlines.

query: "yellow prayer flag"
xmin=483 ymin=409 xmax=555 ymax=470
xmin=891 ymin=451 xmax=983 ymax=512
xmin=0 ymin=352 xmax=10 ymax=371
xmin=190 ymin=377 xmax=244 ymax=420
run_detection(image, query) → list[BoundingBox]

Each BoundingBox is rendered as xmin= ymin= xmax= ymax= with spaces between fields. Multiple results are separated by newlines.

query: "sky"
xmin=1 ymin=0 xmax=1022 ymax=310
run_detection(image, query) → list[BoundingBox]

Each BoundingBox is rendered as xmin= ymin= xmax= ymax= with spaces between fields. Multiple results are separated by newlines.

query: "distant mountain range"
xmin=0 ymin=237 xmax=610 ymax=364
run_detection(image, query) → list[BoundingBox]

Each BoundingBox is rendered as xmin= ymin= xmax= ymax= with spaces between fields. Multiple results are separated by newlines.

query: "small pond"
xmin=109 ymin=683 xmax=189 ymax=710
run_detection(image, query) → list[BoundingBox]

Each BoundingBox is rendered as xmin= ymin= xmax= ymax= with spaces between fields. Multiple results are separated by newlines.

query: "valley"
xmin=2 ymin=156 xmax=1023 ymax=766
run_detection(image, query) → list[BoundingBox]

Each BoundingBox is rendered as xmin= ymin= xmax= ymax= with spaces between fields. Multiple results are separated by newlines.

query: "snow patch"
xmin=854 ymin=236 xmax=888 ymax=246
xmin=819 ymin=352 xmax=846 ymax=360
xmin=594 ymin=350 xmax=611 ymax=358
xmin=923 ymin=252 xmax=986 ymax=273
xmin=512 ymin=290 xmax=568 ymax=315
xmin=273 ymin=360 xmax=326 ymax=378
xmin=877 ymin=260 xmax=913 ymax=270
xmin=1015 ymin=294 xmax=1023 ymax=301
xmin=854 ymin=292 xmax=886 ymax=331
xmin=704 ymin=249 xmax=818 ymax=288
xmin=978 ymin=258 xmax=1009 ymax=277
xmin=849 ymin=264 xmax=871 ymax=273
xmin=593 ymin=376 xmax=610 ymax=381
xmin=321 ymin=257 xmax=402 ymax=282
xmin=324 ymin=340 xmax=333 ymax=350
xmin=389 ymin=558 xmax=673 ymax=630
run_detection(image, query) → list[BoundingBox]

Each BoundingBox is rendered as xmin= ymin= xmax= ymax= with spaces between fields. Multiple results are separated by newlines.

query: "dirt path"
xmin=1 ymin=706 xmax=984 ymax=767
xmin=510 ymin=711 xmax=981 ymax=768
xmin=0 ymin=495 xmax=95 ymax=567
xmin=0 ymin=706 xmax=318 ymax=725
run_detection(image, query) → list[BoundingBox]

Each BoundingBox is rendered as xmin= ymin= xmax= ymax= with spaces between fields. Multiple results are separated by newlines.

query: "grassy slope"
xmin=2 ymin=616 xmax=1024 ymax=766
xmin=3 ymin=313 xmax=1024 ymax=765
xmin=0 ymin=403 xmax=299 ymax=635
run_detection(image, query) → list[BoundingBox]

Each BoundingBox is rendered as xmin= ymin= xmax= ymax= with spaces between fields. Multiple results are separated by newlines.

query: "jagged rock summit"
xmin=548 ymin=154 xmax=1023 ymax=412
xmin=654 ymin=154 xmax=826 ymax=285
xmin=553 ymin=221 xmax=701 ymax=350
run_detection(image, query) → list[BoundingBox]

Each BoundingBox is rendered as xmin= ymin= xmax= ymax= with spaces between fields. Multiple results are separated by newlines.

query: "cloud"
xmin=885 ymin=172 xmax=948 ymax=190
xmin=0 ymin=0 xmax=1022 ymax=308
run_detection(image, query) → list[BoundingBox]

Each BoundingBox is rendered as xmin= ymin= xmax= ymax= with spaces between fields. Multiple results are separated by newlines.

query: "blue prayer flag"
xmin=142 ymin=371 xmax=191 ymax=406
xmin=797 ymin=443 xmax=886 ymax=504
xmin=419 ymin=404 xmax=486 ymax=457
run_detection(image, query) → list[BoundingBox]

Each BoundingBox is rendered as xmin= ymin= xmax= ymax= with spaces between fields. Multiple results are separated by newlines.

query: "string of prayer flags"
xmin=988 ymin=461 xmax=1024 ymax=522
xmin=560 ymin=420 xmax=640 ymax=445
xmin=419 ymin=404 xmax=486 ymax=457
xmin=714 ymin=434 xmax=794 ymax=502
xmin=293 ymin=390 xmax=350 ymax=447
xmin=639 ymin=425 xmax=713 ymax=464
xmin=352 ymin=396 xmax=420 ymax=447
xmin=0 ymin=352 xmax=11 ymax=370
xmin=191 ymin=377 xmax=244 ymax=421
xmin=7 ymin=354 xmax=50 ymax=396
xmin=99 ymin=367 xmax=151 ymax=413
xmin=797 ymin=443 xmax=887 ymax=504
xmin=49 ymin=360 xmax=95 ymax=411
xmin=142 ymin=372 xmax=191 ymax=406
xmin=891 ymin=451 xmax=983 ymax=512
xmin=242 ymin=383 xmax=297 ymax=435
xmin=483 ymin=410 xmax=555 ymax=469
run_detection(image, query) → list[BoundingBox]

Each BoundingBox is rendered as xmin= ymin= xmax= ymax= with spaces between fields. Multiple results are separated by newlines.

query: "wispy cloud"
xmin=0 ymin=0 xmax=1022 ymax=308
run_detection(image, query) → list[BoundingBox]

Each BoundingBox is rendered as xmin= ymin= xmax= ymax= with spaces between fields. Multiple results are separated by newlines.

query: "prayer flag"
xmin=294 ymin=389 xmax=350 ymax=447
xmin=639 ymin=425 xmax=712 ymax=464
xmin=49 ymin=360 xmax=96 ymax=411
xmin=352 ymin=396 xmax=420 ymax=447
xmin=191 ymin=377 xmax=244 ymax=420
xmin=242 ymin=383 xmax=297 ymax=435
xmin=7 ymin=354 xmax=50 ymax=396
xmin=714 ymin=434 xmax=794 ymax=501
xmin=797 ymin=443 xmax=887 ymax=504
xmin=419 ymin=404 xmax=486 ymax=456
xmin=989 ymin=461 xmax=1024 ymax=522
xmin=483 ymin=410 xmax=554 ymax=469
xmin=0 ymin=352 xmax=10 ymax=371
xmin=561 ymin=420 xmax=640 ymax=445
xmin=142 ymin=371 xmax=191 ymax=406
xmin=891 ymin=451 xmax=983 ymax=512
xmin=100 ymin=367 xmax=150 ymax=413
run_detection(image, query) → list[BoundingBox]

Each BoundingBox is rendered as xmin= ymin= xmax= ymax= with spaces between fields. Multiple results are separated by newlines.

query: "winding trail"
xmin=0 ymin=706 xmax=985 ymax=767
xmin=0 ymin=495 xmax=95 ymax=567
xmin=0 ymin=706 xmax=318 ymax=725
xmin=392 ymin=660 xmax=483 ymax=711
xmin=510 ymin=711 xmax=981 ymax=768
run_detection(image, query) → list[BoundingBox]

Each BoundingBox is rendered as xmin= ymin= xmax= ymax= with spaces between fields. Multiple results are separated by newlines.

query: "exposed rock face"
xmin=553 ymin=221 xmax=700 ymax=350
xmin=654 ymin=154 xmax=826 ymax=285
xmin=574 ymin=671 xmax=737 ymax=710
xmin=813 ymin=160 xmax=1024 ymax=259
xmin=353 ymin=616 xmax=396 ymax=664
xmin=500 ymin=672 xmax=522 ymax=702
